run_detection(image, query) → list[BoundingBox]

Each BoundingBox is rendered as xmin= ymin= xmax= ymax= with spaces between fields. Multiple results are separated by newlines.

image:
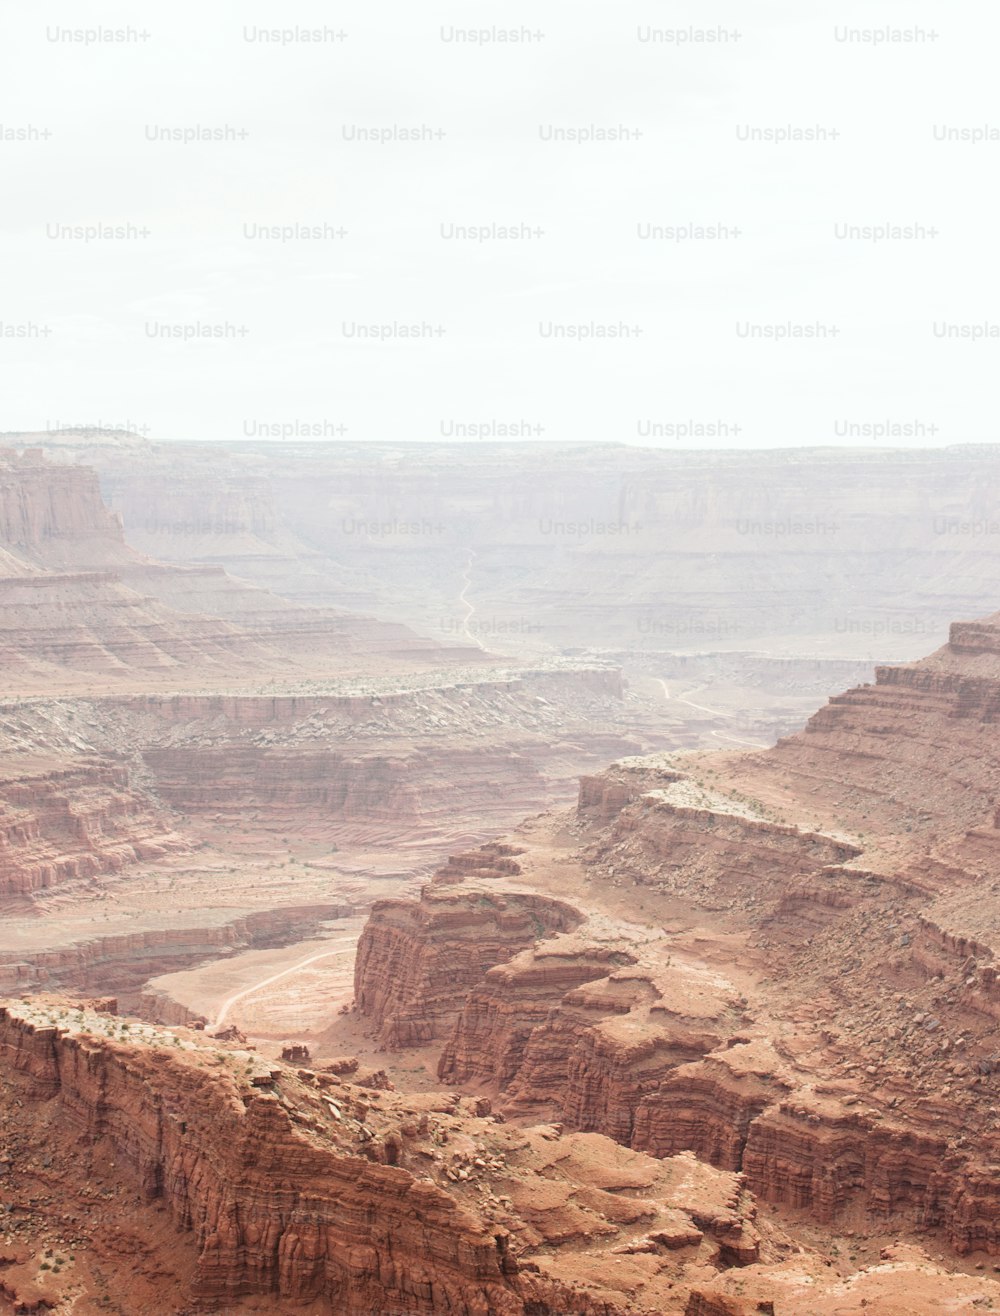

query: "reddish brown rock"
xmin=631 ymin=1047 xmax=788 ymax=1170
xmin=0 ymin=996 xmax=808 ymax=1315
xmin=438 ymin=939 xmax=633 ymax=1089
xmin=355 ymin=878 xmax=581 ymax=1046
xmin=736 ymin=614 xmax=1000 ymax=848
xmin=0 ymin=998 xmax=534 ymax=1313
xmin=595 ymin=788 xmax=860 ymax=909
xmin=0 ymin=756 xmax=187 ymax=900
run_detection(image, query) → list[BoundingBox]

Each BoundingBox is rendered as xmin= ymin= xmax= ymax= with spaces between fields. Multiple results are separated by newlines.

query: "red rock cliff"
xmin=0 ymin=996 xmax=806 ymax=1315
xmin=355 ymin=875 xmax=582 ymax=1046
xmin=0 ymin=756 xmax=186 ymax=900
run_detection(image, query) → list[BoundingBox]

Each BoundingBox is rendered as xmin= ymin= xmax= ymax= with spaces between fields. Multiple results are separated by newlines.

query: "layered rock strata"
xmin=357 ymin=819 xmax=1000 ymax=1255
xmin=0 ymin=903 xmax=351 ymax=1000
xmin=54 ymin=435 xmax=1000 ymax=661
xmin=355 ymin=877 xmax=582 ymax=1047
xmin=0 ymin=996 xmax=799 ymax=1315
xmin=0 ymin=756 xmax=186 ymax=900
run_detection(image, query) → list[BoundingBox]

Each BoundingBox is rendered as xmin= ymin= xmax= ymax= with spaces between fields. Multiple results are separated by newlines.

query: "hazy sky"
xmin=2 ymin=0 xmax=997 ymax=446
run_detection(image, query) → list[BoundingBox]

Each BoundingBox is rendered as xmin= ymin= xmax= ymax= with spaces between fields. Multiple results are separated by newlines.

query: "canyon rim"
xmin=0 ymin=439 xmax=999 ymax=1313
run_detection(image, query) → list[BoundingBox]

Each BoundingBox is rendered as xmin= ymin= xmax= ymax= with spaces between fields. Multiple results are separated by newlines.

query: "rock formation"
xmin=0 ymin=755 xmax=186 ymax=900
xmin=0 ymin=903 xmax=350 ymax=999
xmin=42 ymin=435 xmax=1000 ymax=663
xmin=356 ymin=875 xmax=581 ymax=1046
xmin=354 ymin=612 xmax=1000 ymax=1271
xmin=7 ymin=439 xmax=1000 ymax=1311
xmin=0 ymin=447 xmax=489 ymax=694
xmin=0 ymin=995 xmax=805 ymax=1315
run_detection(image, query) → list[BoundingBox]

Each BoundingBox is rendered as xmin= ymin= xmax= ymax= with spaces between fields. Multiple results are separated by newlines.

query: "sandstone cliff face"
xmin=0 ymin=997 xmax=797 ymax=1315
xmin=528 ymin=614 xmax=1000 ymax=1259
xmin=141 ymin=745 xmax=556 ymax=839
xmin=577 ymin=759 xmax=683 ymax=821
xmin=0 ymin=658 xmax=642 ymax=905
xmin=127 ymin=667 xmax=633 ymax=837
xmin=355 ymin=879 xmax=582 ymax=1046
xmin=0 ymin=1001 xmax=531 ymax=1314
xmin=0 ymin=568 xmax=465 ymax=691
xmin=0 ymin=458 xmax=264 ymax=686
xmin=0 ymin=452 xmax=125 ymax=565
xmin=437 ymin=941 xmax=635 ymax=1090
xmin=741 ymin=1099 xmax=1000 ymax=1253
xmin=428 ymin=912 xmax=779 ymax=1172
xmin=736 ymin=614 xmax=1000 ymax=846
xmin=358 ymin=856 xmax=1000 ymax=1256
xmin=144 ymin=744 xmax=431 ymax=820
xmin=364 ymin=876 xmax=776 ymax=1162
xmin=630 ymin=1050 xmax=787 ymax=1171
xmin=592 ymin=786 xmax=861 ymax=910
xmin=0 ymin=450 xmax=489 ymax=693
xmin=0 ymin=571 xmax=295 ymax=686
xmin=0 ymin=756 xmax=186 ymax=900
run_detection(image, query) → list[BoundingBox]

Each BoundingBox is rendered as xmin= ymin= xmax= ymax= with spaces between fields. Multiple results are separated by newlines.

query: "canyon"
xmin=345 ymin=612 xmax=1000 ymax=1306
xmin=2 ymin=438 xmax=1000 ymax=1312
xmin=30 ymin=433 xmax=1000 ymax=663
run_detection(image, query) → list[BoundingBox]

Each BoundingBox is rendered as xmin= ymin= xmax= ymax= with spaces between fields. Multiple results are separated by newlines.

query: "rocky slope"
xmin=0 ymin=995 xmax=808 ymax=1315
xmin=1 ymin=973 xmax=984 ymax=1310
xmin=1 ymin=992 xmax=997 ymax=1312
xmin=7 ymin=438 xmax=1000 ymax=1310
xmin=353 ymin=611 xmax=1000 ymax=1271
xmin=0 ymin=452 xmax=688 ymax=912
xmin=722 ymin=615 xmax=1000 ymax=849
xmin=359 ymin=868 xmax=1000 ymax=1257
xmin=0 ymin=755 xmax=186 ymax=900
xmin=0 ymin=662 xmax=649 ymax=907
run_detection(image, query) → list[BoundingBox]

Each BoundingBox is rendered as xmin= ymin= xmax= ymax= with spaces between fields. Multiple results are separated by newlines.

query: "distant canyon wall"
xmin=68 ymin=440 xmax=1000 ymax=656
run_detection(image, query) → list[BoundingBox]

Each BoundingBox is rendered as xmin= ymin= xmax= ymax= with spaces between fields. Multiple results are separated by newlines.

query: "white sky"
xmin=1 ymin=0 xmax=997 ymax=447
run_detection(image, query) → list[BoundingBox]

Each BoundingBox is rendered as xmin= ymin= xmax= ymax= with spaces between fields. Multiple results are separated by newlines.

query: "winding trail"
xmin=656 ymin=678 xmax=767 ymax=747
xmin=458 ymin=549 xmax=487 ymax=650
xmin=212 ymin=938 xmax=356 ymax=1030
xmin=710 ymin=730 xmax=769 ymax=748
xmin=655 ymin=678 xmax=731 ymax=718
